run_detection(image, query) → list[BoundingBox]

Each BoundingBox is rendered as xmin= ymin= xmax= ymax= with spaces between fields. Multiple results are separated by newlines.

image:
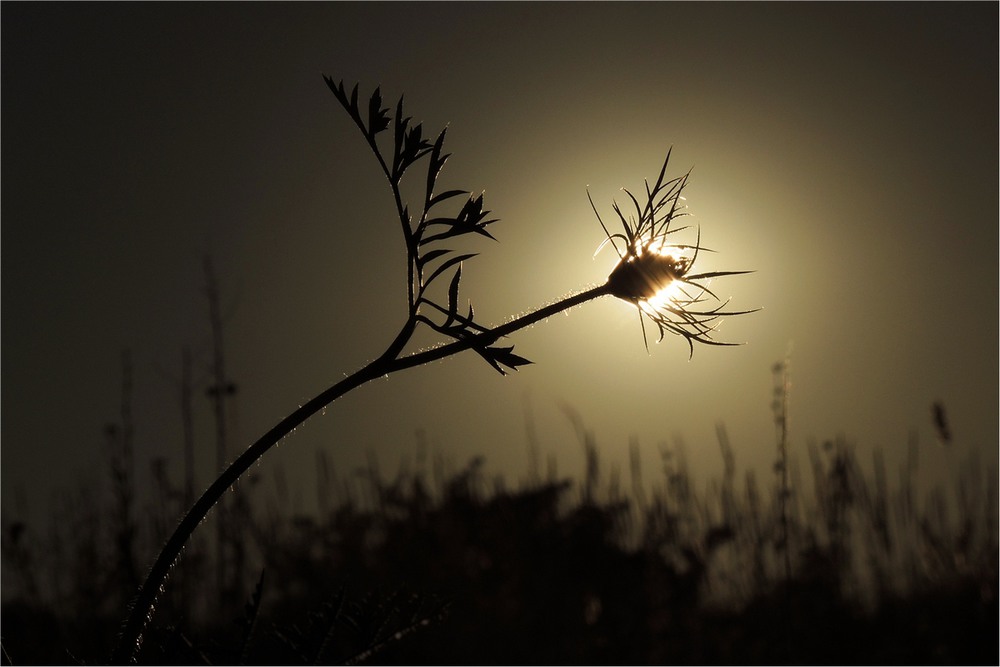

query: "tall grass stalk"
xmin=111 ymin=79 xmax=752 ymax=663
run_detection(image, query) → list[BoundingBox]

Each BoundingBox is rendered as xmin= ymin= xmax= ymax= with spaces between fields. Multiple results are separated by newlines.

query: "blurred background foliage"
xmin=2 ymin=397 xmax=996 ymax=665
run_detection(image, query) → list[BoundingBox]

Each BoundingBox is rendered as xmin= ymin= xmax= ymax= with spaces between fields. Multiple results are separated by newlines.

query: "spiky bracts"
xmin=592 ymin=150 xmax=756 ymax=356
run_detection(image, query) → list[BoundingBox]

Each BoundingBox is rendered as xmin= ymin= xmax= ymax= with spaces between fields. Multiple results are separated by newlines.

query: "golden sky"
xmin=3 ymin=3 xmax=997 ymax=520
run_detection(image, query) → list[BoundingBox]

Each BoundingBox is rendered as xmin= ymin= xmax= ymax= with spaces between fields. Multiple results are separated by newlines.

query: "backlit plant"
xmin=111 ymin=79 xmax=756 ymax=663
xmin=595 ymin=149 xmax=754 ymax=355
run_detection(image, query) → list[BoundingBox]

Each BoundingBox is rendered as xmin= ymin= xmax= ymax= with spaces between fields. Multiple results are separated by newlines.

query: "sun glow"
xmin=643 ymin=277 xmax=686 ymax=312
xmin=637 ymin=243 xmax=692 ymax=298
xmin=643 ymin=245 xmax=697 ymax=305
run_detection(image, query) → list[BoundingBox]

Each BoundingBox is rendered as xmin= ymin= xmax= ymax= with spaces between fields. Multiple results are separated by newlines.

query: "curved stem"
xmin=111 ymin=282 xmax=612 ymax=664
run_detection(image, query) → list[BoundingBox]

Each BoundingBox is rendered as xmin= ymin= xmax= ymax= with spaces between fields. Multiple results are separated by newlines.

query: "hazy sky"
xmin=3 ymin=3 xmax=997 ymax=521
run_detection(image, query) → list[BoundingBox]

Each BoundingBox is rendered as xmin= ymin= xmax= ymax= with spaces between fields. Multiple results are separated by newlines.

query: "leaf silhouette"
xmin=476 ymin=344 xmax=533 ymax=375
xmin=367 ymin=88 xmax=390 ymax=138
xmin=447 ymin=264 xmax=463 ymax=317
xmin=424 ymin=253 xmax=477 ymax=290
xmin=420 ymin=194 xmax=498 ymax=245
xmin=424 ymin=129 xmax=455 ymax=209
xmin=416 ymin=247 xmax=452 ymax=269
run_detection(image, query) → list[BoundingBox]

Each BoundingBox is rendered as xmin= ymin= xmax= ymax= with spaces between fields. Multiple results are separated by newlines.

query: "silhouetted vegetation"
xmin=2 ymin=80 xmax=991 ymax=665
xmin=100 ymin=80 xmax=758 ymax=663
xmin=3 ymin=415 xmax=996 ymax=664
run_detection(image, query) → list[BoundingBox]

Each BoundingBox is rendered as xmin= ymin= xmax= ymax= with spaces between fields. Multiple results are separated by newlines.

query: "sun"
xmin=632 ymin=242 xmax=694 ymax=310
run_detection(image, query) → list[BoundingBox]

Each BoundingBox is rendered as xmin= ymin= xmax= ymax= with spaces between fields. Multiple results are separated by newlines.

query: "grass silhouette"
xmin=2 ymin=410 xmax=996 ymax=664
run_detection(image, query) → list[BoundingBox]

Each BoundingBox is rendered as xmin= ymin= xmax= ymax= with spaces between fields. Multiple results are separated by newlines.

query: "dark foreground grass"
xmin=2 ymin=432 xmax=997 ymax=665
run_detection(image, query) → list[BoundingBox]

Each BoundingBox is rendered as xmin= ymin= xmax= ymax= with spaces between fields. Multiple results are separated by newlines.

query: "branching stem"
xmin=111 ymin=282 xmax=612 ymax=664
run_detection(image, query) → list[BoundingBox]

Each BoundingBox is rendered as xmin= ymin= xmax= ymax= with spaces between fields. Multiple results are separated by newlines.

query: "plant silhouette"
xmin=111 ymin=79 xmax=754 ymax=663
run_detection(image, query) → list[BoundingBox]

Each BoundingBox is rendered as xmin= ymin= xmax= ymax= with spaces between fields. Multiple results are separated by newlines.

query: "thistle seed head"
xmin=606 ymin=242 xmax=691 ymax=301
xmin=592 ymin=150 xmax=756 ymax=355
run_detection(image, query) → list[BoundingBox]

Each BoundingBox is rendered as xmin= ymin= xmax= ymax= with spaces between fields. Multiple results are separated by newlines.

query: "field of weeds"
xmin=3 ymin=422 xmax=996 ymax=664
